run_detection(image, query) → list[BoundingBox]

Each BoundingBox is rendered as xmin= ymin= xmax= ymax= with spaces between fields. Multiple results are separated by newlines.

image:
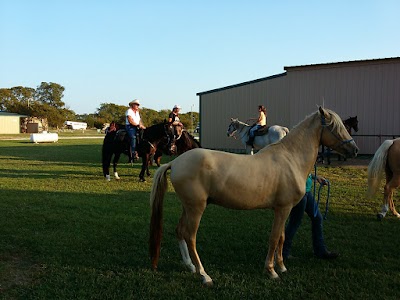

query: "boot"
xmin=247 ymin=136 xmax=254 ymax=147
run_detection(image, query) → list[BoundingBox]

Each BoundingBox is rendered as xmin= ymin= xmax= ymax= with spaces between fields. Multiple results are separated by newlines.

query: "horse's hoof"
xmin=201 ymin=275 xmax=213 ymax=287
xmin=105 ymin=175 xmax=111 ymax=181
xmin=202 ymin=280 xmax=214 ymax=287
xmin=139 ymin=178 xmax=146 ymax=182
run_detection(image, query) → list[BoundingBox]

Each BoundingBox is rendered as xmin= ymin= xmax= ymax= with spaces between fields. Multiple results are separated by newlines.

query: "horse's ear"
xmin=231 ymin=118 xmax=234 ymax=121
xmin=319 ymin=106 xmax=329 ymax=118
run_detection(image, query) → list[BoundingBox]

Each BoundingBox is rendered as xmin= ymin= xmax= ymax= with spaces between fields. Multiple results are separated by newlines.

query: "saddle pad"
xmin=254 ymin=126 xmax=270 ymax=136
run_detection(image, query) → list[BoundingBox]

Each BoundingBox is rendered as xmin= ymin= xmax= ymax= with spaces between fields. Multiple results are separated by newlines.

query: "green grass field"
xmin=0 ymin=139 xmax=399 ymax=299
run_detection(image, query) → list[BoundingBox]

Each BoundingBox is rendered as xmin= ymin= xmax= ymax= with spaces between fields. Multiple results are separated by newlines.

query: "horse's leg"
xmin=113 ymin=152 xmax=121 ymax=180
xmin=103 ymin=153 xmax=112 ymax=181
xmin=139 ymin=156 xmax=146 ymax=182
xmin=146 ymin=153 xmax=153 ymax=177
xmin=385 ymin=173 xmax=400 ymax=217
xmin=176 ymin=209 xmax=196 ymax=273
xmin=181 ymin=203 xmax=212 ymax=285
xmin=245 ymin=145 xmax=253 ymax=155
xmin=264 ymin=206 xmax=291 ymax=279
xmin=275 ymin=230 xmax=287 ymax=273
xmin=154 ymin=151 xmax=162 ymax=167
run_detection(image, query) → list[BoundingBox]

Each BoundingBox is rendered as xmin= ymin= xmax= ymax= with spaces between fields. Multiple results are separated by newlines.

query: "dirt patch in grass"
xmin=0 ymin=253 xmax=42 ymax=293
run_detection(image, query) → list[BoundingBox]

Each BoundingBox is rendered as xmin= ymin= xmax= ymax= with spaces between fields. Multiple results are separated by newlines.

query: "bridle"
xmin=163 ymin=124 xmax=175 ymax=149
xmin=228 ymin=120 xmax=248 ymax=140
xmin=320 ymin=114 xmax=354 ymax=151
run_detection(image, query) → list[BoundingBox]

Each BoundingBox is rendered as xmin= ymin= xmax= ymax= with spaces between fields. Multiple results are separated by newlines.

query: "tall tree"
xmin=35 ymin=82 xmax=65 ymax=108
xmin=97 ymin=103 xmax=127 ymax=124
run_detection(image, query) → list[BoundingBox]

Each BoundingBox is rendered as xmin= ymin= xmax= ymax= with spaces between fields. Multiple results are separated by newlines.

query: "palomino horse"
xmin=367 ymin=138 xmax=400 ymax=219
xmin=319 ymin=116 xmax=359 ymax=164
xmin=226 ymin=118 xmax=289 ymax=154
xmin=149 ymin=107 xmax=358 ymax=285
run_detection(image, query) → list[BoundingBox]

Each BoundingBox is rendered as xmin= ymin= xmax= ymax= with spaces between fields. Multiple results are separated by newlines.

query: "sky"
xmin=1 ymin=1 xmax=399 ymax=115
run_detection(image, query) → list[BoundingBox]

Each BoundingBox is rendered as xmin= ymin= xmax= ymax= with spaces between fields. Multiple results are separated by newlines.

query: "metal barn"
xmin=197 ymin=57 xmax=400 ymax=154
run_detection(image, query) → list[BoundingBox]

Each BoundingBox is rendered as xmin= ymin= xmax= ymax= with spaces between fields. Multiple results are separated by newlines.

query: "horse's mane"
xmin=143 ymin=122 xmax=168 ymax=138
xmin=291 ymin=109 xmax=342 ymax=132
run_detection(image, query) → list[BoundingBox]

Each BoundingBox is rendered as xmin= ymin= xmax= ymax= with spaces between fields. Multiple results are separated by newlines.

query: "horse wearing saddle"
xmin=253 ymin=125 xmax=270 ymax=136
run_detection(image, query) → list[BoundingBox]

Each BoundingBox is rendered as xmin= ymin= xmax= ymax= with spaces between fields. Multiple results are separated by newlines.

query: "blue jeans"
xmin=283 ymin=191 xmax=327 ymax=258
xmin=249 ymin=124 xmax=262 ymax=138
xmin=126 ymin=125 xmax=138 ymax=155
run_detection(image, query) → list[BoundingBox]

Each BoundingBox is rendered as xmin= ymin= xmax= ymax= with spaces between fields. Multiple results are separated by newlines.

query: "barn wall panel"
xmin=199 ymin=58 xmax=400 ymax=154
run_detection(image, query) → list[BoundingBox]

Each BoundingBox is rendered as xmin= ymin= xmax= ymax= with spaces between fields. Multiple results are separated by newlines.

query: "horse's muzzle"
xmin=345 ymin=141 xmax=359 ymax=158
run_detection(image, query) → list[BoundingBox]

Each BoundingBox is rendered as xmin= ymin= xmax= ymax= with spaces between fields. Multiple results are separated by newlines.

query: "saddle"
xmin=253 ymin=125 xmax=270 ymax=136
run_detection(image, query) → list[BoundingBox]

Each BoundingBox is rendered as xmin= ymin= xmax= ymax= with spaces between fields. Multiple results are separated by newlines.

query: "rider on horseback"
xmin=126 ymin=99 xmax=146 ymax=161
xmin=247 ymin=105 xmax=267 ymax=147
xmin=168 ymin=104 xmax=184 ymax=138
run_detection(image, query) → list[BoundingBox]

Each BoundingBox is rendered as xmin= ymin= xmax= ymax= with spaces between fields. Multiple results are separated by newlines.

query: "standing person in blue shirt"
xmin=283 ymin=174 xmax=339 ymax=260
xmin=125 ymin=99 xmax=146 ymax=161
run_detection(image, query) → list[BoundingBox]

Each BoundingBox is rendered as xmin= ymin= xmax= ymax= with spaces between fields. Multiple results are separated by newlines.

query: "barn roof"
xmin=196 ymin=72 xmax=286 ymax=96
xmin=197 ymin=57 xmax=400 ymax=96
xmin=284 ymin=57 xmax=400 ymax=71
xmin=0 ymin=111 xmax=28 ymax=117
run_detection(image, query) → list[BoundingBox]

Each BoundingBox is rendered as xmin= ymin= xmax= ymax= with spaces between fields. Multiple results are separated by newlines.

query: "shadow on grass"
xmin=1 ymin=185 xmax=400 ymax=298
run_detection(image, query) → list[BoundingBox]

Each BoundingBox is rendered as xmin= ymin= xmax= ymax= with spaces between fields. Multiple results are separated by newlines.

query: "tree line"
xmin=0 ymin=82 xmax=199 ymax=130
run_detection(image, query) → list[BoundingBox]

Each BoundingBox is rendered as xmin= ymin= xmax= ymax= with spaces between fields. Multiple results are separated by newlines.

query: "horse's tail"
xmin=149 ymin=161 xmax=172 ymax=270
xmin=283 ymin=127 xmax=289 ymax=135
xmin=367 ymin=139 xmax=393 ymax=198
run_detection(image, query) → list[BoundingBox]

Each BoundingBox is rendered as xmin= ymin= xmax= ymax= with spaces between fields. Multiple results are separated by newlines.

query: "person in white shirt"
xmin=125 ymin=99 xmax=146 ymax=160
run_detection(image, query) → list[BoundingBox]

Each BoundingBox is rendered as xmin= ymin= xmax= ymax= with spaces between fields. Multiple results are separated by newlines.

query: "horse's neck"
xmin=344 ymin=123 xmax=352 ymax=134
xmin=279 ymin=113 xmax=321 ymax=174
xmin=238 ymin=123 xmax=250 ymax=141
xmin=145 ymin=126 xmax=164 ymax=142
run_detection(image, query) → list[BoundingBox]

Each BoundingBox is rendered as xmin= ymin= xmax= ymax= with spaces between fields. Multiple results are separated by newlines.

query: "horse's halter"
xmin=320 ymin=114 xmax=354 ymax=150
xmin=163 ymin=124 xmax=175 ymax=148
xmin=227 ymin=120 xmax=247 ymax=139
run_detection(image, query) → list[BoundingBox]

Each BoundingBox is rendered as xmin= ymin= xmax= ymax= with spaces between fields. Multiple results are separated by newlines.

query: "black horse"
xmin=102 ymin=121 xmax=175 ymax=182
xmin=152 ymin=129 xmax=201 ymax=167
xmin=318 ymin=116 xmax=359 ymax=164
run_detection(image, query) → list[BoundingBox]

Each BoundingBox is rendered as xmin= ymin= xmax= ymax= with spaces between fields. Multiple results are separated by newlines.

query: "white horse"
xmin=227 ymin=118 xmax=289 ymax=154
xmin=149 ymin=107 xmax=358 ymax=285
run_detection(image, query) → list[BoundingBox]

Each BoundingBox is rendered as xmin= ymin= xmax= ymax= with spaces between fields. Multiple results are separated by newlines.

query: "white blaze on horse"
xmin=149 ymin=107 xmax=358 ymax=285
xmin=367 ymin=138 xmax=400 ymax=219
xmin=227 ymin=118 xmax=289 ymax=154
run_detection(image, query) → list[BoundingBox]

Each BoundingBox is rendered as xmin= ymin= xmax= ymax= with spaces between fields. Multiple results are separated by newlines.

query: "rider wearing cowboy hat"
xmin=168 ymin=105 xmax=183 ymax=138
xmin=125 ymin=99 xmax=146 ymax=160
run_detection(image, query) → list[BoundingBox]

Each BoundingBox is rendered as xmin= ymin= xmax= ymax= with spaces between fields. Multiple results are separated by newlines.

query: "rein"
xmin=315 ymin=113 xmax=353 ymax=220
xmin=229 ymin=121 xmax=249 ymax=140
xmin=313 ymin=164 xmax=330 ymax=220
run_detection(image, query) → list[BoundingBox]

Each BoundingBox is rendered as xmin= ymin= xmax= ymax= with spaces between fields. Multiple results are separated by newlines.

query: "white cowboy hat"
xmin=173 ymin=104 xmax=181 ymax=109
xmin=129 ymin=99 xmax=140 ymax=106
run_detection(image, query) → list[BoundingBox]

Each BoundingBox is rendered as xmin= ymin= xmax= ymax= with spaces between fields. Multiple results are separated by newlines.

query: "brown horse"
xmin=367 ymin=138 xmax=400 ymax=219
xmin=149 ymin=107 xmax=358 ymax=285
xmin=152 ymin=128 xmax=201 ymax=166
